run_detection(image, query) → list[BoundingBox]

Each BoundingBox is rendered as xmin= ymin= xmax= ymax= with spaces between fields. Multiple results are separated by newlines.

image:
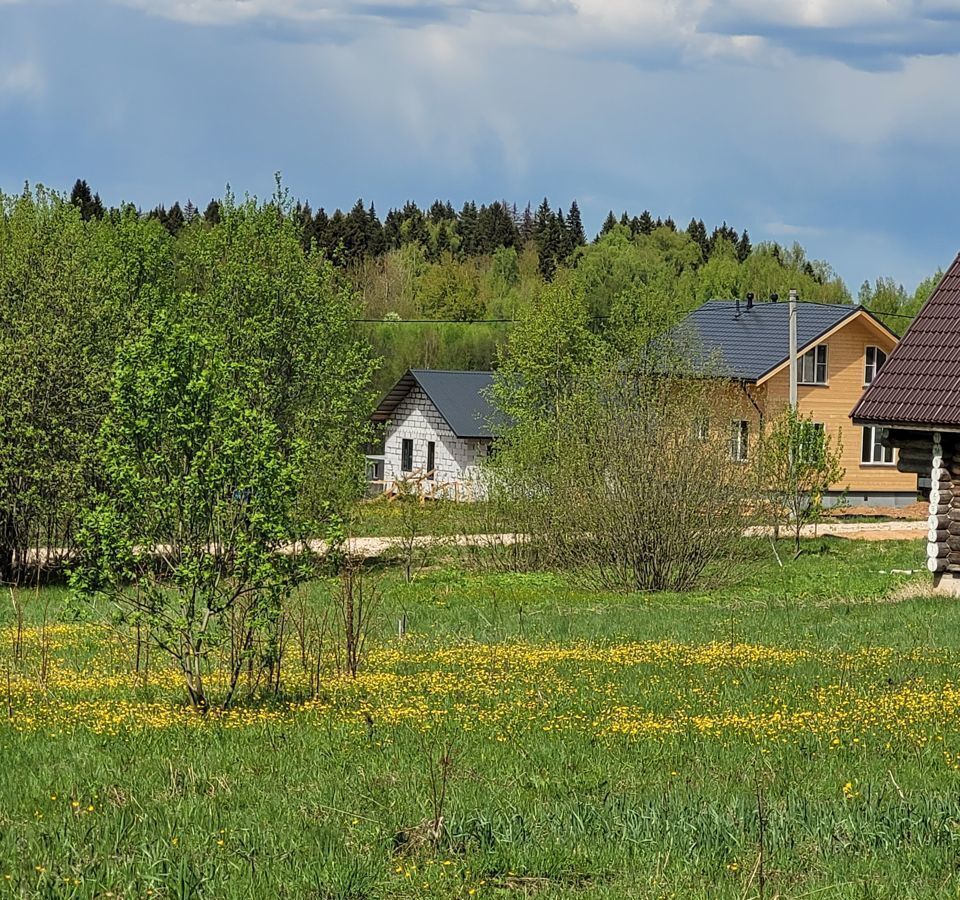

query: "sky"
xmin=2 ymin=0 xmax=960 ymax=293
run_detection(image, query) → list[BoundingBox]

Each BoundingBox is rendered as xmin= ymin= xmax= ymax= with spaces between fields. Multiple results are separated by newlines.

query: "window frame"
xmin=797 ymin=422 xmax=825 ymax=465
xmin=400 ymin=438 xmax=414 ymax=473
xmin=860 ymin=426 xmax=894 ymax=466
xmin=798 ymin=344 xmax=828 ymax=386
xmin=864 ymin=345 xmax=887 ymax=385
xmin=730 ymin=420 xmax=749 ymax=463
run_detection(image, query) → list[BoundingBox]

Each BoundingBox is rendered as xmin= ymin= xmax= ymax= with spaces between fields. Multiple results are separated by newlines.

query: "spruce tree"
xmin=567 ymin=200 xmax=586 ymax=248
xmin=69 ymin=179 xmax=100 ymax=221
xmin=736 ymin=230 xmax=752 ymax=263
xmin=520 ymin=203 xmax=535 ymax=245
xmin=165 ymin=202 xmax=185 ymax=235
xmin=366 ymin=202 xmax=384 ymax=257
xmin=203 ymin=199 xmax=222 ymax=225
xmin=312 ymin=207 xmax=329 ymax=253
xmin=383 ymin=208 xmax=403 ymax=250
xmin=599 ymin=210 xmax=617 ymax=237
xmin=457 ymin=201 xmax=479 ymax=256
xmin=637 ymin=210 xmax=654 ymax=235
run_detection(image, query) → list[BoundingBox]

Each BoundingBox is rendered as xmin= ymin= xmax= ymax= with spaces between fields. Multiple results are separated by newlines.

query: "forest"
xmin=63 ymin=178 xmax=937 ymax=393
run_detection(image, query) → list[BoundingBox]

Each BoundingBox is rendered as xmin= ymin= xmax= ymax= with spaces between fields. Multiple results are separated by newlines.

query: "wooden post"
xmin=788 ymin=289 xmax=798 ymax=411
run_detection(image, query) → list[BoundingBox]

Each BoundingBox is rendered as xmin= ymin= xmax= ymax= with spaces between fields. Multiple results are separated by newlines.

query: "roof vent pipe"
xmin=735 ymin=297 xmax=741 ymax=317
xmin=746 ymin=292 xmax=754 ymax=310
xmin=770 ymin=292 xmax=779 ymax=303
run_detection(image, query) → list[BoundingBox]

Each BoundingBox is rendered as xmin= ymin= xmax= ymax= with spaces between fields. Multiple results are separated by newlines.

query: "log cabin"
xmin=852 ymin=254 xmax=960 ymax=590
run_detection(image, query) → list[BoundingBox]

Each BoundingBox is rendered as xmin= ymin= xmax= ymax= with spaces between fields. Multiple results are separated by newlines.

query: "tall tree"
xmin=567 ymin=201 xmax=586 ymax=250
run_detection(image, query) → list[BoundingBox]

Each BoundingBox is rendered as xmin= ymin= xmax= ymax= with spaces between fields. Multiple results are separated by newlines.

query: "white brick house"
xmin=371 ymin=370 xmax=497 ymax=498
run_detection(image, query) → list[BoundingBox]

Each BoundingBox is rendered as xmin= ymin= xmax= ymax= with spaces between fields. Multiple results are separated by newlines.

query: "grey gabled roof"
xmin=664 ymin=300 xmax=877 ymax=382
xmin=372 ymin=369 xmax=498 ymax=439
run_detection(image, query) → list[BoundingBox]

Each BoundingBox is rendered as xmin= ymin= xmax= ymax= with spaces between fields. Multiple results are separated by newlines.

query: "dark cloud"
xmin=700 ymin=2 xmax=960 ymax=70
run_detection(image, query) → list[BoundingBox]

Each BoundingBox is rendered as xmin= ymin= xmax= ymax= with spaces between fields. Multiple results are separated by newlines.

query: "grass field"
xmin=6 ymin=537 xmax=960 ymax=898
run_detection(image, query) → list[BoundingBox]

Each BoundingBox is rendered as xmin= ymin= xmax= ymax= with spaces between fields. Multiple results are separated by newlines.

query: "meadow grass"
xmin=5 ymin=537 xmax=960 ymax=898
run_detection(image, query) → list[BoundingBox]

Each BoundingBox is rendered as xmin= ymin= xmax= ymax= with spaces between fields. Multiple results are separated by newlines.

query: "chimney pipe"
xmin=746 ymin=292 xmax=754 ymax=310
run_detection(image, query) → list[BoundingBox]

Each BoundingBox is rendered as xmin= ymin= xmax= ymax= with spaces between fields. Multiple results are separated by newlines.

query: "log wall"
xmin=885 ymin=429 xmax=960 ymax=577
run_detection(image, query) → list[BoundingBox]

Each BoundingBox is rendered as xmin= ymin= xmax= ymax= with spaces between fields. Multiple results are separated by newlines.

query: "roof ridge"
xmin=410 ymin=368 xmax=495 ymax=375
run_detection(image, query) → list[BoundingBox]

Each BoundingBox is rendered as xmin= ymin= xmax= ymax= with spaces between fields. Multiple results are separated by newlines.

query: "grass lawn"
xmin=6 ymin=537 xmax=960 ymax=898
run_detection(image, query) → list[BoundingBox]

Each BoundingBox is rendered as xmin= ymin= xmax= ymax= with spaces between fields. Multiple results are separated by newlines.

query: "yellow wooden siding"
xmin=757 ymin=317 xmax=916 ymax=494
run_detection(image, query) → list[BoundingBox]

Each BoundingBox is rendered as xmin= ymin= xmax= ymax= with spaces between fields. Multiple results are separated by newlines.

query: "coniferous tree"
xmin=567 ymin=200 xmax=586 ymax=249
xmin=294 ymin=201 xmax=313 ymax=251
xmin=457 ymin=201 xmax=479 ymax=256
xmin=311 ymin=207 xmax=329 ymax=252
xmin=69 ymin=179 xmax=103 ymax=221
xmin=326 ymin=209 xmax=346 ymax=262
xmin=599 ymin=210 xmax=618 ymax=238
xmin=366 ymin=202 xmax=384 ymax=257
xmin=476 ymin=201 xmax=519 ymax=254
xmin=203 ymin=199 xmax=222 ymax=225
xmin=383 ymin=208 xmax=404 ymax=250
xmin=434 ymin=221 xmax=451 ymax=258
xmin=520 ymin=203 xmax=535 ymax=245
xmin=165 ymin=202 xmax=185 ymax=236
xmin=400 ymin=201 xmax=429 ymax=247
xmin=183 ymin=200 xmax=197 ymax=224
xmin=687 ymin=218 xmax=709 ymax=259
xmin=619 ymin=211 xmax=630 ymax=228
xmin=736 ymin=230 xmax=752 ymax=263
xmin=343 ymin=198 xmax=371 ymax=262
xmin=637 ymin=210 xmax=654 ymax=235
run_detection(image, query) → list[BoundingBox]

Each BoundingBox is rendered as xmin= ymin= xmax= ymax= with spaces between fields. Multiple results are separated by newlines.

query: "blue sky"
xmin=2 ymin=0 xmax=960 ymax=293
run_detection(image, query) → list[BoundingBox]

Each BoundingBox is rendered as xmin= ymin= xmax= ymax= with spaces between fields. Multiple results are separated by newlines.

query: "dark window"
xmin=799 ymin=345 xmax=828 ymax=385
xmin=864 ymin=346 xmax=887 ymax=384
xmin=426 ymin=441 xmax=435 ymax=479
xmin=797 ymin=422 xmax=825 ymax=464
xmin=401 ymin=438 xmax=413 ymax=472
xmin=861 ymin=426 xmax=894 ymax=464
xmin=730 ymin=420 xmax=749 ymax=462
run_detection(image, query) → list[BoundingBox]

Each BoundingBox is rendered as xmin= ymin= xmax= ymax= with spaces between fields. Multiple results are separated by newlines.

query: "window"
xmin=400 ymin=438 xmax=413 ymax=472
xmin=799 ymin=345 xmax=828 ymax=385
xmin=730 ymin=420 xmax=749 ymax=462
xmin=694 ymin=416 xmax=710 ymax=442
xmin=864 ymin=346 xmax=887 ymax=384
xmin=797 ymin=422 xmax=825 ymax=464
xmin=861 ymin=426 xmax=894 ymax=465
xmin=426 ymin=441 xmax=436 ymax=479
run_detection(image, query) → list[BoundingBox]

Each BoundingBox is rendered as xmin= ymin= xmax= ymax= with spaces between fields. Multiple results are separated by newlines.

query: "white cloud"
xmin=0 ymin=61 xmax=43 ymax=101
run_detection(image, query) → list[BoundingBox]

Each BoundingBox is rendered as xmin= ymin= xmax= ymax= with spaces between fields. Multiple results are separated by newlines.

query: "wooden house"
xmin=852 ymin=255 xmax=960 ymax=588
xmin=669 ymin=298 xmax=916 ymax=506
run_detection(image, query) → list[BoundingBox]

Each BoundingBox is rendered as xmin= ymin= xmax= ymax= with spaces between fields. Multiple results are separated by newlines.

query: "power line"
xmin=352 ymin=318 xmax=516 ymax=324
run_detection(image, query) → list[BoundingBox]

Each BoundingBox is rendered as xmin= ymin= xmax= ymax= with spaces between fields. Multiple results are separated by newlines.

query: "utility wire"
xmin=352 ymin=305 xmax=918 ymax=325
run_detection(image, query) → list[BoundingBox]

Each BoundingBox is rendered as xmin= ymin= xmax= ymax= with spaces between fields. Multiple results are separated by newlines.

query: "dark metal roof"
xmin=372 ymin=369 xmax=498 ymax=439
xmin=666 ymin=300 xmax=864 ymax=382
xmin=852 ymin=253 xmax=960 ymax=429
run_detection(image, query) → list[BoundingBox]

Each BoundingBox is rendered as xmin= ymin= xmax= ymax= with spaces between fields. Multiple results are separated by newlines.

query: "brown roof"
xmin=852 ymin=252 xmax=960 ymax=429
